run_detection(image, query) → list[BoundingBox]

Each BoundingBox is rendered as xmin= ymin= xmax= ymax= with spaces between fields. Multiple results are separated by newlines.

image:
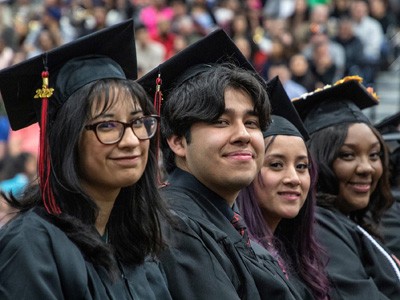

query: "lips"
xmin=278 ymin=191 xmax=301 ymax=201
xmin=112 ymin=155 xmax=139 ymax=160
xmin=111 ymin=155 xmax=141 ymax=167
xmin=349 ymin=182 xmax=371 ymax=193
xmin=224 ymin=150 xmax=254 ymax=160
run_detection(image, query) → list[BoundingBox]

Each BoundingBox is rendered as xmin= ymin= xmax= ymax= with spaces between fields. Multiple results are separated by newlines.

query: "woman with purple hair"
xmin=236 ymin=77 xmax=330 ymax=300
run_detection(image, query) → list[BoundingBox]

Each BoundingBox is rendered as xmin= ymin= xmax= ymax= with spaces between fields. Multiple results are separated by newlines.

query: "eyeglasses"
xmin=84 ymin=115 xmax=159 ymax=145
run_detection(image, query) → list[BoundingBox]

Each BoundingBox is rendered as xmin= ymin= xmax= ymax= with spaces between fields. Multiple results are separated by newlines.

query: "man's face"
xmin=170 ymin=87 xmax=265 ymax=203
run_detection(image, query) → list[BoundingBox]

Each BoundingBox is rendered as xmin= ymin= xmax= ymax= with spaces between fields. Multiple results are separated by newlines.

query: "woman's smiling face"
xmin=254 ymin=135 xmax=310 ymax=232
xmin=78 ymin=89 xmax=150 ymax=198
xmin=333 ymin=123 xmax=383 ymax=213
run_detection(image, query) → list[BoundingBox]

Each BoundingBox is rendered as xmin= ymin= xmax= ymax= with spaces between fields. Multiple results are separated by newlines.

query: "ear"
xmin=167 ymin=135 xmax=187 ymax=158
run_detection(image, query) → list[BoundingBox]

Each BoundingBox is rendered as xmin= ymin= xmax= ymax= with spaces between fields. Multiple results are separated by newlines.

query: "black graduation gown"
xmin=0 ymin=209 xmax=171 ymax=300
xmin=380 ymin=190 xmax=400 ymax=258
xmin=159 ymin=168 xmax=312 ymax=300
xmin=315 ymin=206 xmax=400 ymax=300
xmin=250 ymin=241 xmax=314 ymax=299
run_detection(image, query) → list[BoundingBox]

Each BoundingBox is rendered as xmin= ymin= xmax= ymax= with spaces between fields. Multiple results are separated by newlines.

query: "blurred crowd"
xmin=0 ymin=0 xmax=399 ymax=195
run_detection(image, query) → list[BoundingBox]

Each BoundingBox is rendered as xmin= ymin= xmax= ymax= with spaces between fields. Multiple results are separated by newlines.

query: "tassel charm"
xmin=34 ymin=71 xmax=54 ymax=99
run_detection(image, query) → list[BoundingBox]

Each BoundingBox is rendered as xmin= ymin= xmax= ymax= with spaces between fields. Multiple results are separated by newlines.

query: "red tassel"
xmin=154 ymin=74 xmax=163 ymax=115
xmin=35 ymin=70 xmax=61 ymax=215
xmin=153 ymin=74 xmax=165 ymax=187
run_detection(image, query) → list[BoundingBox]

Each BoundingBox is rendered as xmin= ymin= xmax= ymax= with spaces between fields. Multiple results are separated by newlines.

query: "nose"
xmin=231 ymin=122 xmax=251 ymax=144
xmin=118 ymin=127 xmax=140 ymax=147
xmin=355 ymin=156 xmax=375 ymax=175
xmin=282 ymin=167 xmax=301 ymax=186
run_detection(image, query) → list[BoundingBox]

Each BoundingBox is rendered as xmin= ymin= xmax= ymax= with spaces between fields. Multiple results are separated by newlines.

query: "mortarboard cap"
xmin=375 ymin=111 xmax=400 ymax=142
xmin=292 ymin=77 xmax=379 ymax=134
xmin=264 ymin=76 xmax=309 ymax=140
xmin=137 ymin=28 xmax=263 ymax=107
xmin=375 ymin=111 xmax=400 ymax=132
xmin=0 ymin=19 xmax=137 ymax=215
xmin=381 ymin=132 xmax=400 ymax=142
xmin=0 ymin=18 xmax=137 ymax=131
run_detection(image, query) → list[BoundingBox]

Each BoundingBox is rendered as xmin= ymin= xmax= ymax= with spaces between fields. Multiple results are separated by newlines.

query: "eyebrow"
xmin=266 ymin=153 xmax=309 ymax=160
xmin=223 ymin=107 xmax=258 ymax=117
xmin=342 ymin=141 xmax=381 ymax=148
xmin=92 ymin=109 xmax=144 ymax=120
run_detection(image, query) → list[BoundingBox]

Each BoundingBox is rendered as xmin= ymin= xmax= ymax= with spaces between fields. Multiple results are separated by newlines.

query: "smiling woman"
xmin=0 ymin=20 xmax=171 ymax=299
xmin=237 ymin=77 xmax=329 ymax=300
xmin=78 ymin=86 xmax=153 ymax=195
xmin=255 ymin=134 xmax=311 ymax=231
xmin=332 ymin=123 xmax=383 ymax=214
xmin=293 ymin=77 xmax=400 ymax=299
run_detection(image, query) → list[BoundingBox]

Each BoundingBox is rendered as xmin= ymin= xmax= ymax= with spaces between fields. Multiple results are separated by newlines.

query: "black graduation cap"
xmin=375 ymin=111 xmax=400 ymax=132
xmin=264 ymin=76 xmax=309 ymax=140
xmin=381 ymin=132 xmax=400 ymax=142
xmin=292 ymin=78 xmax=379 ymax=134
xmin=0 ymin=19 xmax=136 ymax=215
xmin=0 ymin=18 xmax=137 ymax=131
xmin=137 ymin=28 xmax=263 ymax=109
xmin=375 ymin=111 xmax=400 ymax=142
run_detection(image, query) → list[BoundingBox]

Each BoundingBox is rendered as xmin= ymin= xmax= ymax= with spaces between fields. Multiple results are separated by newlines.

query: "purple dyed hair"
xmin=236 ymin=136 xmax=330 ymax=299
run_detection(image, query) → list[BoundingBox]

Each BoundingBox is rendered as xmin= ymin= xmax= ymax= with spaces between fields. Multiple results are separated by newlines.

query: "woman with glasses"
xmin=0 ymin=21 xmax=172 ymax=299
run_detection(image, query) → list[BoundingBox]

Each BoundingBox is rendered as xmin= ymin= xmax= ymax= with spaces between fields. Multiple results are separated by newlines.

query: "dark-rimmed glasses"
xmin=84 ymin=115 xmax=159 ymax=145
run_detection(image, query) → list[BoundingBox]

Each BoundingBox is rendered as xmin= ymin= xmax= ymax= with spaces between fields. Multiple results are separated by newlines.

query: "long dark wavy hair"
xmin=237 ymin=135 xmax=330 ymax=300
xmin=161 ymin=62 xmax=271 ymax=174
xmin=307 ymin=122 xmax=393 ymax=239
xmin=389 ymin=146 xmax=400 ymax=188
xmin=4 ymin=79 xmax=168 ymax=277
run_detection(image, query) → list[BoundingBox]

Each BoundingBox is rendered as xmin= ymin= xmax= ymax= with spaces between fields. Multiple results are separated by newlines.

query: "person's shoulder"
xmin=365 ymin=16 xmax=385 ymax=31
xmin=0 ymin=209 xmax=90 ymax=299
xmin=316 ymin=206 xmax=340 ymax=219
xmin=315 ymin=208 xmax=365 ymax=258
xmin=0 ymin=209 xmax=76 ymax=254
xmin=315 ymin=206 xmax=335 ymax=219
xmin=316 ymin=206 xmax=356 ymax=232
xmin=161 ymin=208 xmax=203 ymax=236
xmin=250 ymin=240 xmax=275 ymax=262
xmin=161 ymin=206 xmax=230 ymax=252
xmin=160 ymin=184 xmax=193 ymax=200
xmin=1 ymin=209 xmax=52 ymax=233
xmin=160 ymin=185 xmax=202 ymax=215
